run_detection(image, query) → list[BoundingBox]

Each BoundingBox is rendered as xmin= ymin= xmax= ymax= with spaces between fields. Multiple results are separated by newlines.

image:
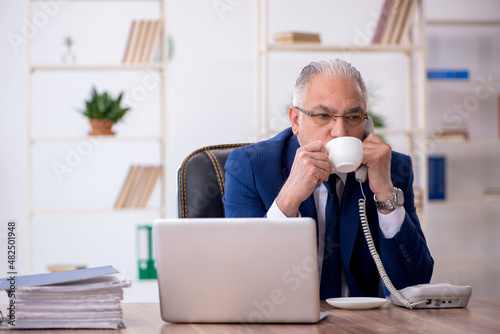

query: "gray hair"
xmin=292 ymin=59 xmax=369 ymax=108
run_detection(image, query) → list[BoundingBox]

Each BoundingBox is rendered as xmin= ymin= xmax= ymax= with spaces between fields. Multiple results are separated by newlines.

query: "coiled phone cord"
xmin=358 ymin=183 xmax=426 ymax=309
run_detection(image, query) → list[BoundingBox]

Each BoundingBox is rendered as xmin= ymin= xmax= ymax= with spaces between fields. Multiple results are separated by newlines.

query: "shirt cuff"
xmin=378 ymin=206 xmax=405 ymax=239
xmin=267 ymin=200 xmax=301 ymax=218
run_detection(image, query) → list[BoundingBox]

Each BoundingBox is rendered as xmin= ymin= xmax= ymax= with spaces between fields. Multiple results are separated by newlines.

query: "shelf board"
xmin=30 ymin=64 xmax=164 ymax=72
xmin=30 ymin=136 xmax=164 ymax=144
xmin=31 ymin=207 xmax=164 ymax=215
xmin=30 ymin=0 xmax=159 ymax=2
xmin=427 ymin=80 xmax=500 ymax=87
xmin=375 ymin=128 xmax=417 ymax=136
xmin=426 ymin=19 xmax=500 ymax=26
xmin=265 ymin=43 xmax=420 ymax=53
xmin=427 ymin=138 xmax=500 ymax=146
xmin=427 ymin=197 xmax=500 ymax=206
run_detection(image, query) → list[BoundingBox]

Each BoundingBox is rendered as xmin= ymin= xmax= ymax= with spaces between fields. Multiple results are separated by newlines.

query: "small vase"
xmin=88 ymin=119 xmax=115 ymax=136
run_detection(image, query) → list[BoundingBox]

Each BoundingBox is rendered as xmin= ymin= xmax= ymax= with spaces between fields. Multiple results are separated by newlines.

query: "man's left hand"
xmin=361 ymin=134 xmax=394 ymax=205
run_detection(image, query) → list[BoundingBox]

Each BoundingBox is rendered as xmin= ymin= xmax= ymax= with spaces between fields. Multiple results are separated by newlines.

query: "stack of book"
xmin=433 ymin=124 xmax=469 ymax=142
xmin=115 ymin=165 xmax=163 ymax=208
xmin=274 ymin=32 xmax=321 ymax=44
xmin=123 ymin=20 xmax=162 ymax=64
xmin=372 ymin=0 xmax=418 ymax=45
xmin=484 ymin=188 xmax=500 ymax=198
xmin=0 ymin=266 xmax=130 ymax=329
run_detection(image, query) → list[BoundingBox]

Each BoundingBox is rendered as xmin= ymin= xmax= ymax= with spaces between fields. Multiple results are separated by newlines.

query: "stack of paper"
xmin=0 ymin=266 xmax=130 ymax=329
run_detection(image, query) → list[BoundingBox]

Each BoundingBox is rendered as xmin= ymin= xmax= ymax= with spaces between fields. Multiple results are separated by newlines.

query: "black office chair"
xmin=177 ymin=144 xmax=251 ymax=218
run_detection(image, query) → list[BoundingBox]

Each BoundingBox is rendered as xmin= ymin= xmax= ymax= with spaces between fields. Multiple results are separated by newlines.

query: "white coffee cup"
xmin=325 ymin=137 xmax=363 ymax=173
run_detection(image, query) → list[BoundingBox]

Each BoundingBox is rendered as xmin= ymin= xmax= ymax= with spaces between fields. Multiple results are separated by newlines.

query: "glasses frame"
xmin=293 ymin=106 xmax=368 ymax=127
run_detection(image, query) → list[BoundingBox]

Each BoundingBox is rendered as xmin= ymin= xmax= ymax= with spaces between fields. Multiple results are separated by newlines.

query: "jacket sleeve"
xmin=223 ymin=148 xmax=268 ymax=218
xmin=378 ymin=153 xmax=434 ymax=289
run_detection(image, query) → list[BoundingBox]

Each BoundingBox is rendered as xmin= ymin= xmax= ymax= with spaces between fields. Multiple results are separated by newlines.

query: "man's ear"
xmin=289 ymin=106 xmax=300 ymax=135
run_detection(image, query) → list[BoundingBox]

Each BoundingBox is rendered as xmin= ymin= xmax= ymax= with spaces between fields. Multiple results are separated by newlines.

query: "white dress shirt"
xmin=267 ymin=172 xmax=405 ymax=297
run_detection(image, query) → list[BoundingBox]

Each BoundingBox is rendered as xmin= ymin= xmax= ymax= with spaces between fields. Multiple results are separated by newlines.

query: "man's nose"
xmin=329 ymin=118 xmax=348 ymax=138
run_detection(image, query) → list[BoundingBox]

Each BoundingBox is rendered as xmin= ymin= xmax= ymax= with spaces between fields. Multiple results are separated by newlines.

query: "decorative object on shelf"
xmin=123 ymin=20 xmax=163 ymax=64
xmin=372 ymin=0 xmax=418 ymax=45
xmin=274 ymin=32 xmax=321 ymax=44
xmin=115 ymin=165 xmax=163 ymax=208
xmin=428 ymin=156 xmax=446 ymax=200
xmin=79 ymin=86 xmax=130 ymax=136
xmin=61 ymin=35 xmax=76 ymax=64
xmin=427 ymin=69 xmax=469 ymax=80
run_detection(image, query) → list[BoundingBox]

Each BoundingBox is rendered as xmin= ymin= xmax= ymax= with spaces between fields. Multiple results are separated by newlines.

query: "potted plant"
xmin=79 ymin=86 xmax=130 ymax=135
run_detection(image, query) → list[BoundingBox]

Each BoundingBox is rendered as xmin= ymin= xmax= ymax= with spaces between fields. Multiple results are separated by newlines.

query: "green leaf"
xmin=78 ymin=86 xmax=131 ymax=123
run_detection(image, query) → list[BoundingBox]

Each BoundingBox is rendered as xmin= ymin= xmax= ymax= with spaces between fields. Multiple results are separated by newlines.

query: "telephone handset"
xmin=353 ymin=116 xmax=374 ymax=183
xmin=354 ymin=117 xmax=472 ymax=309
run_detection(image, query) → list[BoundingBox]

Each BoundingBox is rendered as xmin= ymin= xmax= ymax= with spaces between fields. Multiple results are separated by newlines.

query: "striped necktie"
xmin=319 ymin=173 xmax=341 ymax=299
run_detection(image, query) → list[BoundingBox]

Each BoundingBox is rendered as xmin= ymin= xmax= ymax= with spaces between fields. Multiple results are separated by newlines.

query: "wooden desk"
xmin=9 ymin=298 xmax=500 ymax=333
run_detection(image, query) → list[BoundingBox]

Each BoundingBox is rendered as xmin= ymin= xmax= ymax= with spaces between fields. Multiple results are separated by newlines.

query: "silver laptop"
xmin=152 ymin=217 xmax=325 ymax=324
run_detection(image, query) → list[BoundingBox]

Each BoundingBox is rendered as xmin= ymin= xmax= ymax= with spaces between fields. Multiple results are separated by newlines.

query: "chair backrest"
xmin=177 ymin=144 xmax=251 ymax=218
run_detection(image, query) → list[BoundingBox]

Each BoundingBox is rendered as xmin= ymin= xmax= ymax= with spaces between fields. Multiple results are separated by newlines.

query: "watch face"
xmin=395 ymin=188 xmax=405 ymax=206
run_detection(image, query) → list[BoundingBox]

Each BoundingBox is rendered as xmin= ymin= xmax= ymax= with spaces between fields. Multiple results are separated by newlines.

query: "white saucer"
xmin=326 ymin=297 xmax=388 ymax=310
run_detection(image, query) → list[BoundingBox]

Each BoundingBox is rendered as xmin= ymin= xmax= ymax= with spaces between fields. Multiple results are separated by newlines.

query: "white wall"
xmin=0 ymin=0 xmax=499 ymax=299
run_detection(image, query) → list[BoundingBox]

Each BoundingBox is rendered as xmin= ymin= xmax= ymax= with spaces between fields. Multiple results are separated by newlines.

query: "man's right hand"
xmin=275 ymin=141 xmax=332 ymax=217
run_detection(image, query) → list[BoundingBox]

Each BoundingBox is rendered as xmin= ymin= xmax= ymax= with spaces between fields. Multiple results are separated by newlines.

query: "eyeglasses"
xmin=294 ymin=106 xmax=368 ymax=128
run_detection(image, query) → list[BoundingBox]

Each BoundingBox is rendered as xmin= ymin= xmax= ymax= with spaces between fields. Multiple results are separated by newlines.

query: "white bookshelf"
xmin=26 ymin=0 xmax=169 ymax=275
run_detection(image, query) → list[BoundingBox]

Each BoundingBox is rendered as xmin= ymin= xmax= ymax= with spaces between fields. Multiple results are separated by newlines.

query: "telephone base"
xmin=390 ymin=283 xmax=472 ymax=309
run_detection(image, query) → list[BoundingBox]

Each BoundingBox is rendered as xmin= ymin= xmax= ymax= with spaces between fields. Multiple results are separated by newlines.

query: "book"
xmin=432 ymin=123 xmax=469 ymax=141
xmin=123 ymin=20 xmax=140 ymax=64
xmin=0 ymin=266 xmax=130 ymax=329
xmin=135 ymin=20 xmax=152 ymax=63
xmin=427 ymin=70 xmax=469 ymax=80
xmin=428 ymin=156 xmax=446 ymax=200
xmin=124 ymin=20 xmax=145 ymax=64
xmin=115 ymin=165 xmax=162 ymax=208
xmin=137 ymin=166 xmax=163 ymax=207
xmin=124 ymin=166 xmax=147 ymax=207
xmin=379 ymin=0 xmax=402 ymax=44
xmin=389 ymin=0 xmax=411 ymax=44
xmin=123 ymin=20 xmax=162 ymax=64
xmin=484 ymin=188 xmax=500 ymax=198
xmin=115 ymin=166 xmax=139 ymax=208
xmin=142 ymin=21 xmax=162 ymax=63
xmin=274 ymin=32 xmax=321 ymax=44
xmin=372 ymin=0 xmax=393 ymax=44
xmin=433 ymin=129 xmax=468 ymax=141
xmin=397 ymin=0 xmax=418 ymax=44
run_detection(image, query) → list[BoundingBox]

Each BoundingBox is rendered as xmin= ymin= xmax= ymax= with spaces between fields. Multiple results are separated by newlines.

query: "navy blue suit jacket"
xmin=223 ymin=127 xmax=434 ymax=298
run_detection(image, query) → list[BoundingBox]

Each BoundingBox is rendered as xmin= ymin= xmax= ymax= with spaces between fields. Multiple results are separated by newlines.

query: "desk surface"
xmin=9 ymin=297 xmax=500 ymax=334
